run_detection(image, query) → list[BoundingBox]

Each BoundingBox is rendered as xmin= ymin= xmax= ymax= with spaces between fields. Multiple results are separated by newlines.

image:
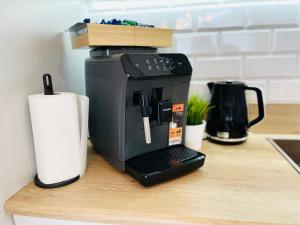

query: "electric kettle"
xmin=206 ymin=81 xmax=264 ymax=143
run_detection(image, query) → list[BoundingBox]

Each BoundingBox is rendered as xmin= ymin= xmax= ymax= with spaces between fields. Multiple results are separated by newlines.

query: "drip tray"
xmin=269 ymin=138 xmax=300 ymax=174
xmin=125 ymin=145 xmax=206 ymax=186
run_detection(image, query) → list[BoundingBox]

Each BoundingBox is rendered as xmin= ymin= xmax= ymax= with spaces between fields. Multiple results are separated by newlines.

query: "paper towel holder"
xmin=34 ymin=175 xmax=80 ymax=189
xmin=43 ymin=74 xmax=54 ymax=95
xmin=31 ymin=74 xmax=86 ymax=189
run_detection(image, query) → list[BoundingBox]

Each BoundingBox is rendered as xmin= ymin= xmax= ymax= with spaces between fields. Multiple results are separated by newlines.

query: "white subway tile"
xmin=148 ymin=7 xmax=194 ymax=31
xmin=157 ymin=47 xmax=171 ymax=53
xmin=244 ymin=55 xmax=296 ymax=78
xmin=189 ymin=81 xmax=211 ymax=101
xmin=92 ymin=10 xmax=150 ymax=24
xmin=242 ymin=80 xmax=267 ymax=104
xmin=295 ymin=54 xmax=300 ymax=78
xmin=194 ymin=57 xmax=242 ymax=79
xmin=268 ymin=80 xmax=300 ymax=103
xmin=247 ymin=2 xmax=299 ymax=28
xmin=174 ymin=33 xmax=218 ymax=55
xmin=189 ymin=57 xmax=196 ymax=80
xmin=221 ymin=30 xmax=270 ymax=54
xmin=146 ymin=10 xmax=170 ymax=29
xmin=170 ymin=8 xmax=195 ymax=31
xmin=273 ymin=29 xmax=300 ymax=52
xmin=188 ymin=57 xmax=195 ymax=71
xmin=88 ymin=1 xmax=169 ymax=11
xmin=196 ymin=5 xmax=245 ymax=30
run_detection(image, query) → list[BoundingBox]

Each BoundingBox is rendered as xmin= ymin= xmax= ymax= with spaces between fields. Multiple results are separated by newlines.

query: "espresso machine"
xmin=85 ymin=47 xmax=205 ymax=186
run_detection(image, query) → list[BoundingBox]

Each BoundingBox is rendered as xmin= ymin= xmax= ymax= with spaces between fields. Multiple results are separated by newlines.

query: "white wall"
xmin=89 ymin=0 xmax=300 ymax=103
xmin=0 ymin=1 xmax=88 ymax=224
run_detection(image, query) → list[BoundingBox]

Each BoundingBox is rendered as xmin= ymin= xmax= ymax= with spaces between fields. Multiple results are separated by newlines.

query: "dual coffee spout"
xmin=134 ymin=90 xmax=173 ymax=145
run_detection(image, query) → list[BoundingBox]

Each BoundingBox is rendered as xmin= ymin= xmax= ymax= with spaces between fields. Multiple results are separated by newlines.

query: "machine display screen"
xmin=120 ymin=53 xmax=192 ymax=79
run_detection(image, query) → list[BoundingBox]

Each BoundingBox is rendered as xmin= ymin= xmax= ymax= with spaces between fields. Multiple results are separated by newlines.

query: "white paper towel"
xmin=77 ymin=95 xmax=89 ymax=176
xmin=28 ymin=92 xmax=89 ymax=185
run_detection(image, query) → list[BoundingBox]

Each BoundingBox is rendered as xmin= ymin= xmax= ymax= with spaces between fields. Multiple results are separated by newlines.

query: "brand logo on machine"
xmin=163 ymin=108 xmax=171 ymax=112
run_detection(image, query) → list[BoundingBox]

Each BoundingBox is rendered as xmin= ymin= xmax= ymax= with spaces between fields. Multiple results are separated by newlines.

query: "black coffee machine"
xmin=85 ymin=47 xmax=205 ymax=186
xmin=206 ymin=81 xmax=264 ymax=143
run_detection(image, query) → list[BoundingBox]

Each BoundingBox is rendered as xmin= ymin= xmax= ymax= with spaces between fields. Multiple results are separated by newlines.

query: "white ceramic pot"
xmin=185 ymin=120 xmax=206 ymax=150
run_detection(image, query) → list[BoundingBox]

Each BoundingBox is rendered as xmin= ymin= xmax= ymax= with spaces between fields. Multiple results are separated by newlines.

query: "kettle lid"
xmin=213 ymin=81 xmax=246 ymax=87
xmin=215 ymin=81 xmax=245 ymax=85
xmin=215 ymin=81 xmax=245 ymax=86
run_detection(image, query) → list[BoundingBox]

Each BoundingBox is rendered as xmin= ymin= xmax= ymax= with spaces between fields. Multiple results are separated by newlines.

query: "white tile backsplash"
xmin=145 ymin=9 xmax=170 ymax=28
xmin=221 ymin=30 xmax=270 ymax=54
xmin=246 ymin=2 xmax=299 ymax=28
xmin=93 ymin=0 xmax=300 ymax=103
xmin=188 ymin=57 xmax=195 ymax=71
xmin=196 ymin=5 xmax=245 ymax=30
xmin=244 ymin=55 xmax=296 ymax=78
xmin=169 ymin=7 xmax=195 ymax=31
xmin=189 ymin=81 xmax=211 ymax=101
xmin=175 ymin=32 xmax=218 ymax=55
xmin=148 ymin=8 xmax=195 ymax=31
xmin=297 ymin=54 xmax=300 ymax=76
xmin=195 ymin=57 xmax=242 ymax=79
xmin=243 ymin=80 xmax=268 ymax=104
xmin=268 ymin=80 xmax=300 ymax=103
xmin=273 ymin=29 xmax=300 ymax=52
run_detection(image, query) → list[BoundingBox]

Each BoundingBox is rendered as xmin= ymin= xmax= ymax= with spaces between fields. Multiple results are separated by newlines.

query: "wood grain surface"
xmin=5 ymin=133 xmax=300 ymax=225
xmin=71 ymin=24 xmax=172 ymax=49
xmin=249 ymin=104 xmax=300 ymax=134
xmin=134 ymin=26 xmax=172 ymax=47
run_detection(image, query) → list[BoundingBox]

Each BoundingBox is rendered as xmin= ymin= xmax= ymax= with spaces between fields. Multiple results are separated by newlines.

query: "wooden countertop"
xmin=249 ymin=104 xmax=300 ymax=134
xmin=5 ymin=133 xmax=300 ymax=225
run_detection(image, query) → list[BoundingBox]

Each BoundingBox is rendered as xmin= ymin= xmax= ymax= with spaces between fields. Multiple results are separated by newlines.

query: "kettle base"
xmin=207 ymin=134 xmax=247 ymax=144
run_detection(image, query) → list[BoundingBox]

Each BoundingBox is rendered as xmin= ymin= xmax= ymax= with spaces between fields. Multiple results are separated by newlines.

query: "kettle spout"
xmin=207 ymin=82 xmax=214 ymax=93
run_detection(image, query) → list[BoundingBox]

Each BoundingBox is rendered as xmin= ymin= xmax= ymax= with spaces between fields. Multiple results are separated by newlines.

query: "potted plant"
xmin=185 ymin=95 xmax=212 ymax=150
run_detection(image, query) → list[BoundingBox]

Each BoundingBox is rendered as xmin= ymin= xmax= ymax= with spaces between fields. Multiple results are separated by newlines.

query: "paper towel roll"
xmin=29 ymin=92 xmax=87 ymax=185
xmin=77 ymin=95 xmax=89 ymax=176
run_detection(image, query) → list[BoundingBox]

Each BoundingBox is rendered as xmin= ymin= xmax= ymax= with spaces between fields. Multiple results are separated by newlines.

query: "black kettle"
xmin=206 ymin=81 xmax=264 ymax=143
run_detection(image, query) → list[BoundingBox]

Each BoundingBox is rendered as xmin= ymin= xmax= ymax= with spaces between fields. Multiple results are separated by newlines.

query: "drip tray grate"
xmin=125 ymin=145 xmax=205 ymax=186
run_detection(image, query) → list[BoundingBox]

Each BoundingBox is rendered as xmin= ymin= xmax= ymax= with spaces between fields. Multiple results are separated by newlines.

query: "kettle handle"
xmin=245 ymin=86 xmax=265 ymax=128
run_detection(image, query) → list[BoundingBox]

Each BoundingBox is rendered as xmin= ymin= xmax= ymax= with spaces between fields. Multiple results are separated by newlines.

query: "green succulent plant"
xmin=187 ymin=95 xmax=212 ymax=125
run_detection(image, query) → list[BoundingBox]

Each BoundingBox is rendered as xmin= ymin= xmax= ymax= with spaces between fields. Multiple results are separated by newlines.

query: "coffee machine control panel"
xmin=120 ymin=53 xmax=192 ymax=79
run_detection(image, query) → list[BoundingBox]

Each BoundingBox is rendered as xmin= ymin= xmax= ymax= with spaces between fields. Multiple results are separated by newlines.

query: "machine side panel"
xmin=85 ymin=58 xmax=127 ymax=170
